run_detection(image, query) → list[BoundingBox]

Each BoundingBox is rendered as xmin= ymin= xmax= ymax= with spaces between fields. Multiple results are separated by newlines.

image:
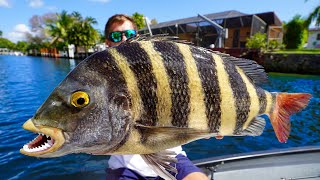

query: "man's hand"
xmin=182 ymin=172 xmax=209 ymax=180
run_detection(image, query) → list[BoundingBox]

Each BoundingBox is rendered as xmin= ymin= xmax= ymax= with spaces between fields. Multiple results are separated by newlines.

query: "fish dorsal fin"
xmin=214 ymin=51 xmax=268 ymax=84
xmin=127 ymin=34 xmax=266 ymax=84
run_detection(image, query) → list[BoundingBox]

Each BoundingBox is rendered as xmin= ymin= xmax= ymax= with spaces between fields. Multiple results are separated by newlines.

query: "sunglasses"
xmin=108 ymin=29 xmax=137 ymax=43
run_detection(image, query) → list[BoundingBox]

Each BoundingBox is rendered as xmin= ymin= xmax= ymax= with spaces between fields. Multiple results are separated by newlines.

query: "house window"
xmin=317 ymin=33 xmax=320 ymax=40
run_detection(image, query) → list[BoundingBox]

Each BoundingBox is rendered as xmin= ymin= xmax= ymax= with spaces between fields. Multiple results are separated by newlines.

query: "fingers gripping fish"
xmin=20 ymin=39 xmax=311 ymax=180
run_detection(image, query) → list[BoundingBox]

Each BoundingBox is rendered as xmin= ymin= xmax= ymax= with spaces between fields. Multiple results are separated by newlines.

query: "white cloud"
xmin=27 ymin=0 xmax=44 ymax=8
xmin=89 ymin=0 xmax=111 ymax=3
xmin=14 ymin=24 xmax=31 ymax=33
xmin=46 ymin=5 xmax=57 ymax=11
xmin=6 ymin=24 xmax=32 ymax=42
xmin=0 ymin=0 xmax=10 ymax=7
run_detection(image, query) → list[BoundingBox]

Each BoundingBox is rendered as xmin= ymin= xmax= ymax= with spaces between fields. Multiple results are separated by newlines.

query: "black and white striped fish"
xmin=20 ymin=38 xmax=311 ymax=179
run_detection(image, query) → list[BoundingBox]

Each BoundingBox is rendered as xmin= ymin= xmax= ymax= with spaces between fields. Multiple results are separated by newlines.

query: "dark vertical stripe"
xmin=153 ymin=41 xmax=190 ymax=127
xmin=222 ymin=57 xmax=251 ymax=134
xmin=115 ymin=42 xmax=158 ymax=126
xmin=256 ymin=87 xmax=267 ymax=114
xmin=190 ymin=46 xmax=221 ymax=133
xmin=85 ymin=50 xmax=129 ymax=97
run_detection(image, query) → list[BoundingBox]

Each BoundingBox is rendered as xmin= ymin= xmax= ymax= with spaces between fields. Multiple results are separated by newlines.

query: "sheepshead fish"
xmin=20 ymin=38 xmax=311 ymax=179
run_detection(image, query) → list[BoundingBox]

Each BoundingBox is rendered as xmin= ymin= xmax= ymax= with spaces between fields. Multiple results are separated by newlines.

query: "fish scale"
xmin=189 ymin=45 xmax=221 ymax=133
xmin=153 ymin=41 xmax=191 ymax=128
xmin=116 ymin=42 xmax=158 ymax=126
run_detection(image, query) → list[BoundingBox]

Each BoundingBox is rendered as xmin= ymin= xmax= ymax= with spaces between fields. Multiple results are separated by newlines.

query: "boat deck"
xmin=194 ymin=146 xmax=320 ymax=180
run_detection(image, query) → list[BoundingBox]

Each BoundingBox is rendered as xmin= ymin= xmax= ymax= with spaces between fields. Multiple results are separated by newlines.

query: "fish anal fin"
xmin=242 ymin=117 xmax=266 ymax=136
xmin=141 ymin=151 xmax=178 ymax=180
xmin=270 ymin=93 xmax=312 ymax=143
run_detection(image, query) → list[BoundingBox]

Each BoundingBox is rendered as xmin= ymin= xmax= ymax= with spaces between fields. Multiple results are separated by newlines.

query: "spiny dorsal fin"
xmin=214 ymin=51 xmax=268 ymax=84
xmin=180 ymin=45 xmax=268 ymax=85
xmin=127 ymin=34 xmax=267 ymax=84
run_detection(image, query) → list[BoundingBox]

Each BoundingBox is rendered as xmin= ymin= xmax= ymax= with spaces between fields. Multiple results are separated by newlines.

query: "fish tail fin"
xmin=269 ymin=93 xmax=312 ymax=143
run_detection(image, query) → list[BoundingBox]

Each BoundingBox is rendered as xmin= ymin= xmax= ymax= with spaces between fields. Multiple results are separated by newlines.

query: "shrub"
xmin=246 ymin=32 xmax=267 ymax=51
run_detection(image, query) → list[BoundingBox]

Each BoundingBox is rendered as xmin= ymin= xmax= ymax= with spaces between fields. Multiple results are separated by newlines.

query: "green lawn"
xmin=270 ymin=49 xmax=320 ymax=54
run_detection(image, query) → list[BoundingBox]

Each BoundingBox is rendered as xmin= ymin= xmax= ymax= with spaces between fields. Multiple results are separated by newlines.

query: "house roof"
xmin=255 ymin=11 xmax=282 ymax=26
xmin=140 ymin=10 xmax=282 ymax=31
xmin=141 ymin=10 xmax=247 ymax=30
xmin=309 ymin=28 xmax=320 ymax=31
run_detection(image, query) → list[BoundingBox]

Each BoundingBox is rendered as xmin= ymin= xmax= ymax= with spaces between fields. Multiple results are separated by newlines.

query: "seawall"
xmin=261 ymin=53 xmax=320 ymax=75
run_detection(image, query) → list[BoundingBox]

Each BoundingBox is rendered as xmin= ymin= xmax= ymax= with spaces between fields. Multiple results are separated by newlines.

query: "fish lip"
xmin=20 ymin=119 xmax=65 ymax=157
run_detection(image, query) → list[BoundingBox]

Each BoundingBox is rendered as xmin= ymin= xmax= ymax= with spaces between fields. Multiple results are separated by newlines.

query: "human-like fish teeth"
xmin=23 ymin=133 xmax=54 ymax=153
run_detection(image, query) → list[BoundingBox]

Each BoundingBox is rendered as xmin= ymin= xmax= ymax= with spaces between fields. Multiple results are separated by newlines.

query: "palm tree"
xmin=305 ymin=1 xmax=320 ymax=27
xmin=45 ymin=11 xmax=100 ymax=57
xmin=46 ymin=10 xmax=75 ymax=46
xmin=80 ymin=16 xmax=99 ymax=56
xmin=68 ymin=12 xmax=99 ymax=56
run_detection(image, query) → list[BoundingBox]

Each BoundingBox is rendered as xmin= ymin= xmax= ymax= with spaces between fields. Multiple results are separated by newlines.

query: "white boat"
xmin=194 ymin=146 xmax=320 ymax=180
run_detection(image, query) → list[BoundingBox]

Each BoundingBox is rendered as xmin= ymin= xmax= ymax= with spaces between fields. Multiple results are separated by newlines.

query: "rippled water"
xmin=0 ymin=55 xmax=319 ymax=179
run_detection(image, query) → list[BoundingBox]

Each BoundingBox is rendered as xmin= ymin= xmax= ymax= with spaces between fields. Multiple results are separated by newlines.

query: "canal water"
xmin=0 ymin=55 xmax=319 ymax=179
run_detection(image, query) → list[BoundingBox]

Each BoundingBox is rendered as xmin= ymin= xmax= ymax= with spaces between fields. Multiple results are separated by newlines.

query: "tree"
xmin=132 ymin=12 xmax=145 ymax=30
xmin=68 ymin=11 xmax=100 ymax=55
xmin=0 ymin=38 xmax=15 ymax=49
xmin=0 ymin=30 xmax=2 ymax=37
xmin=283 ymin=15 xmax=308 ymax=49
xmin=305 ymin=0 xmax=320 ymax=27
xmin=15 ymin=41 xmax=29 ymax=53
xmin=27 ymin=13 xmax=56 ymax=44
xmin=245 ymin=32 xmax=267 ymax=50
xmin=150 ymin=18 xmax=158 ymax=25
xmin=46 ymin=10 xmax=75 ymax=46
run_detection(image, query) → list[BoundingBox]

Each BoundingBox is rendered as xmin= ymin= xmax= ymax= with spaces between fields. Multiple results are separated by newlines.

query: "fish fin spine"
xmin=269 ymin=93 xmax=312 ymax=143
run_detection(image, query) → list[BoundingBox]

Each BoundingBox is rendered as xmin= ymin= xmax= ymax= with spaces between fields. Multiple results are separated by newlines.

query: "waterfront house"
xmin=306 ymin=28 xmax=320 ymax=48
xmin=139 ymin=10 xmax=283 ymax=49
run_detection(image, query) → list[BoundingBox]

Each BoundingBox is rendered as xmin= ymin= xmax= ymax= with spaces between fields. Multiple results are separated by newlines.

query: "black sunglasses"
xmin=108 ymin=29 xmax=137 ymax=43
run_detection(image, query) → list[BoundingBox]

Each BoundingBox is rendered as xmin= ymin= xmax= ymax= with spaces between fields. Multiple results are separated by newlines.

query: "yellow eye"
xmin=71 ymin=91 xmax=90 ymax=108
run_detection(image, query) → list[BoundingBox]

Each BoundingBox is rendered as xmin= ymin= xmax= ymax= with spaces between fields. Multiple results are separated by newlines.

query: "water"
xmin=0 ymin=55 xmax=319 ymax=179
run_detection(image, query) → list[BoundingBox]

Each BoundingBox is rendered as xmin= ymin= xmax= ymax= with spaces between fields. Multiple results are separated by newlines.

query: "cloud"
xmin=7 ymin=24 xmax=32 ymax=42
xmin=0 ymin=0 xmax=10 ymax=7
xmin=27 ymin=0 xmax=44 ymax=8
xmin=46 ymin=5 xmax=57 ymax=11
xmin=89 ymin=0 xmax=111 ymax=3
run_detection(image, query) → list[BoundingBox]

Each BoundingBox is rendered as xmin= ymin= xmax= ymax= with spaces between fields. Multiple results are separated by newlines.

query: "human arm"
xmin=173 ymin=154 xmax=208 ymax=180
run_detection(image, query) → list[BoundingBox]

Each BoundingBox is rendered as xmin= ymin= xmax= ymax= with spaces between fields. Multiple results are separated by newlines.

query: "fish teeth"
xmin=22 ymin=142 xmax=52 ymax=152
xmin=47 ymin=139 xmax=54 ymax=146
xmin=23 ymin=145 xmax=29 ymax=151
xmin=44 ymin=142 xmax=51 ymax=148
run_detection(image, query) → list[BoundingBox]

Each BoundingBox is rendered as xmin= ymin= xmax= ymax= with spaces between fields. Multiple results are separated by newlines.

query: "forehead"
xmin=109 ymin=21 xmax=134 ymax=32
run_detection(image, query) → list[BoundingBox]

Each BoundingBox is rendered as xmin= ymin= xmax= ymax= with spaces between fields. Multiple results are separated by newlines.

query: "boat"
xmin=193 ymin=146 xmax=320 ymax=180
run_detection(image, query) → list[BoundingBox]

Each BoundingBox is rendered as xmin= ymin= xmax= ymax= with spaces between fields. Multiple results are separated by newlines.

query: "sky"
xmin=0 ymin=0 xmax=319 ymax=42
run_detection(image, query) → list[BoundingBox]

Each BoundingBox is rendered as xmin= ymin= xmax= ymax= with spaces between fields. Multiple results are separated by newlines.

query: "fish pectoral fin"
xmin=242 ymin=117 xmax=266 ymax=136
xmin=141 ymin=151 xmax=178 ymax=180
xmin=135 ymin=123 xmax=210 ymax=144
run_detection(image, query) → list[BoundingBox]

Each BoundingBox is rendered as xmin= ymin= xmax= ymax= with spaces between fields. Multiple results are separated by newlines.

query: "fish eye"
xmin=71 ymin=91 xmax=90 ymax=108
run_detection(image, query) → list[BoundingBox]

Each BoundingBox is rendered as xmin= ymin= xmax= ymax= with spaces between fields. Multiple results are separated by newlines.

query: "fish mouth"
xmin=20 ymin=119 xmax=65 ymax=157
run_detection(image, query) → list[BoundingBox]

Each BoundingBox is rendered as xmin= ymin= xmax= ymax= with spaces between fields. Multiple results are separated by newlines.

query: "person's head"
xmin=104 ymin=14 xmax=138 ymax=47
